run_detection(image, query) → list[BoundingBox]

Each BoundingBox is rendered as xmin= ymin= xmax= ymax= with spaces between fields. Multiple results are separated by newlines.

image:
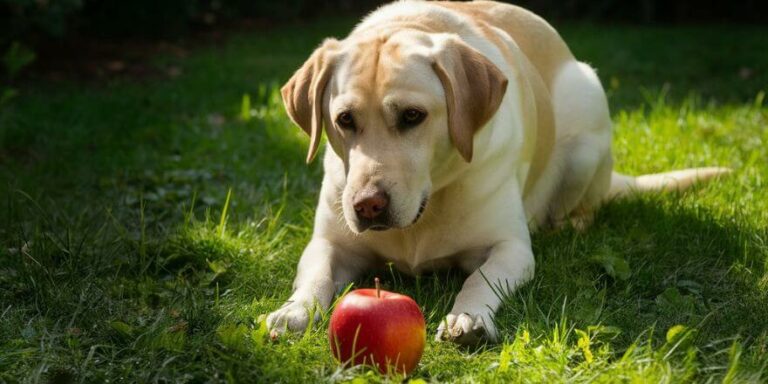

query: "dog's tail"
xmin=606 ymin=167 xmax=732 ymax=200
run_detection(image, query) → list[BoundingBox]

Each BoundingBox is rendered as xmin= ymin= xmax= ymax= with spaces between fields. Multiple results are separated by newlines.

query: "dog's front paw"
xmin=435 ymin=313 xmax=497 ymax=345
xmin=266 ymin=300 xmax=316 ymax=335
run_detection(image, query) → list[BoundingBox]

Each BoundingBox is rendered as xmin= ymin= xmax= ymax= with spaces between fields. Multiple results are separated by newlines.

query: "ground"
xmin=1 ymin=18 xmax=767 ymax=383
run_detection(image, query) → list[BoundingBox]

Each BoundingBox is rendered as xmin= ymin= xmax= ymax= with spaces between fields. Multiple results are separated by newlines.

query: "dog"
xmin=266 ymin=0 xmax=729 ymax=345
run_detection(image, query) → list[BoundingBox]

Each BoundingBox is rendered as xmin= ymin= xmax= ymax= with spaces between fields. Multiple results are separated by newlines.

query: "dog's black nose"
xmin=353 ymin=190 xmax=389 ymax=220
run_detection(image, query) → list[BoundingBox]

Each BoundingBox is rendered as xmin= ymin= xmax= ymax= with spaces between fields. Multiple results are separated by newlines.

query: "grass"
xmin=1 ymin=17 xmax=767 ymax=383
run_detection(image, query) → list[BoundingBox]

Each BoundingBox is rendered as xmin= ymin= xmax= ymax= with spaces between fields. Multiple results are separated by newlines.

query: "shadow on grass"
xmin=348 ymin=193 xmax=766 ymax=356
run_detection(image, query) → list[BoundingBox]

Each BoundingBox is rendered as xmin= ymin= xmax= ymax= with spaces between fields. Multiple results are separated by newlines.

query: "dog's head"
xmin=282 ymin=31 xmax=507 ymax=233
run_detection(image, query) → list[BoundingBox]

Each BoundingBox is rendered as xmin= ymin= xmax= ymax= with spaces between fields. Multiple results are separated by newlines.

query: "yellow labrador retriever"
xmin=267 ymin=0 xmax=728 ymax=345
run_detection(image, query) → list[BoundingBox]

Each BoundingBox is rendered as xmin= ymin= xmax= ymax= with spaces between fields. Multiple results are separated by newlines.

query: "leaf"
xmin=217 ymin=188 xmax=232 ymax=238
xmin=666 ymin=324 xmax=688 ymax=343
xmin=592 ymin=247 xmax=631 ymax=280
xmin=240 ymin=94 xmax=251 ymax=121
xmin=589 ymin=325 xmax=621 ymax=338
xmin=153 ymin=331 xmax=186 ymax=352
xmin=574 ymin=288 xmax=606 ymax=323
xmin=656 ymin=287 xmax=695 ymax=312
xmin=659 ymin=324 xmax=697 ymax=359
xmin=251 ymin=318 xmax=269 ymax=346
xmin=755 ymin=91 xmax=765 ymax=109
xmin=521 ymin=329 xmax=530 ymax=345
xmin=216 ymin=323 xmax=249 ymax=353
xmin=207 ymin=259 xmax=229 ymax=275
xmin=3 ymin=42 xmax=36 ymax=79
xmin=498 ymin=344 xmax=513 ymax=373
xmin=723 ymin=341 xmax=742 ymax=384
xmin=109 ymin=321 xmax=135 ymax=338
xmin=575 ymin=329 xmax=593 ymax=364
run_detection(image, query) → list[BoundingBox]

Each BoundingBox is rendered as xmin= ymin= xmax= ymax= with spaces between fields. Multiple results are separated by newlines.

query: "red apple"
xmin=328 ymin=278 xmax=426 ymax=375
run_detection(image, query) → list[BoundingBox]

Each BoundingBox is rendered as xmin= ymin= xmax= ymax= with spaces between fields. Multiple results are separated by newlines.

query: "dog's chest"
xmin=362 ymin=217 xmax=495 ymax=275
xmin=359 ymin=181 xmax=517 ymax=274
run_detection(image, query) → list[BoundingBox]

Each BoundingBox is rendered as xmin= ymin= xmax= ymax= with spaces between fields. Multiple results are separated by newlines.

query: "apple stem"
xmin=375 ymin=277 xmax=381 ymax=298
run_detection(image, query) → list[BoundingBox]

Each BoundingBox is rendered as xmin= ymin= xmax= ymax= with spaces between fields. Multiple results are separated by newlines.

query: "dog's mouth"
xmin=411 ymin=196 xmax=429 ymax=225
xmin=356 ymin=196 xmax=429 ymax=232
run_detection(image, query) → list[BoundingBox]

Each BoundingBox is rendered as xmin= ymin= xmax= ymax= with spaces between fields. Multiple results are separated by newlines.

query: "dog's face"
xmin=327 ymin=32 xmax=446 ymax=232
xmin=282 ymin=31 xmax=508 ymax=233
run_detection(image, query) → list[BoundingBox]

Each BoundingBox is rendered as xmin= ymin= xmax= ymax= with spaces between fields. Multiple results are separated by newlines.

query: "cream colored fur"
xmin=266 ymin=0 xmax=729 ymax=345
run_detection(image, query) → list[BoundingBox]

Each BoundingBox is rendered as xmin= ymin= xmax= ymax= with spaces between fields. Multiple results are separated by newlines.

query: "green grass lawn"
xmin=1 ymin=18 xmax=767 ymax=383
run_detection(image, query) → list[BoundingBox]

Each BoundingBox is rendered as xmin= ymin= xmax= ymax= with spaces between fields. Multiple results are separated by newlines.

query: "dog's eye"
xmin=336 ymin=112 xmax=356 ymax=131
xmin=400 ymin=108 xmax=426 ymax=129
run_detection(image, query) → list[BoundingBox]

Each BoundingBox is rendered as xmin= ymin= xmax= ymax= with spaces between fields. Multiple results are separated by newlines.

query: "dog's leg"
xmin=267 ymin=238 xmax=367 ymax=335
xmin=436 ymin=238 xmax=535 ymax=345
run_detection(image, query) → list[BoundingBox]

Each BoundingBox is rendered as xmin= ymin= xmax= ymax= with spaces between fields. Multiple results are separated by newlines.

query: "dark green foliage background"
xmin=2 ymin=0 xmax=767 ymax=48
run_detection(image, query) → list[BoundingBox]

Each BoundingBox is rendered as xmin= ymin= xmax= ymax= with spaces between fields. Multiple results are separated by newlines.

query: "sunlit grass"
xmin=0 ymin=20 xmax=766 ymax=382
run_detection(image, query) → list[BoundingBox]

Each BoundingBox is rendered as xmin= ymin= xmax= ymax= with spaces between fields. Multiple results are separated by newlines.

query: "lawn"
xmin=1 ymin=18 xmax=767 ymax=383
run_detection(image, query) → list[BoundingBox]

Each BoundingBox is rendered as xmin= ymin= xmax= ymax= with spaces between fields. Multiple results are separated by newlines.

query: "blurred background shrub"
xmin=516 ymin=0 xmax=767 ymax=24
xmin=1 ymin=0 xmax=766 ymax=53
xmin=0 ymin=0 xmax=374 ymax=46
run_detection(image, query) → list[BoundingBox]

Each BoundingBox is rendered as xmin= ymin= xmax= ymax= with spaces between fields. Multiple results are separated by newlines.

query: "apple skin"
xmin=328 ymin=288 xmax=426 ymax=375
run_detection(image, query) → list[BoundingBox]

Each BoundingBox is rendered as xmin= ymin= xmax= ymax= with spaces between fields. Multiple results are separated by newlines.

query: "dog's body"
xmin=267 ymin=0 xmax=728 ymax=344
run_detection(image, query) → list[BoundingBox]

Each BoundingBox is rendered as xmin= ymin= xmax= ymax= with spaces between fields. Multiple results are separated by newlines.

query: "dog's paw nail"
xmin=266 ymin=302 xmax=312 ymax=333
xmin=472 ymin=315 xmax=485 ymax=332
xmin=435 ymin=313 xmax=458 ymax=341
xmin=436 ymin=312 xmax=492 ymax=345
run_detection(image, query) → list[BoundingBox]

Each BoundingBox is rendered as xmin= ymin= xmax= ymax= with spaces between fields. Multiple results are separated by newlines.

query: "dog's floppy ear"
xmin=281 ymin=38 xmax=339 ymax=163
xmin=432 ymin=38 xmax=508 ymax=162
